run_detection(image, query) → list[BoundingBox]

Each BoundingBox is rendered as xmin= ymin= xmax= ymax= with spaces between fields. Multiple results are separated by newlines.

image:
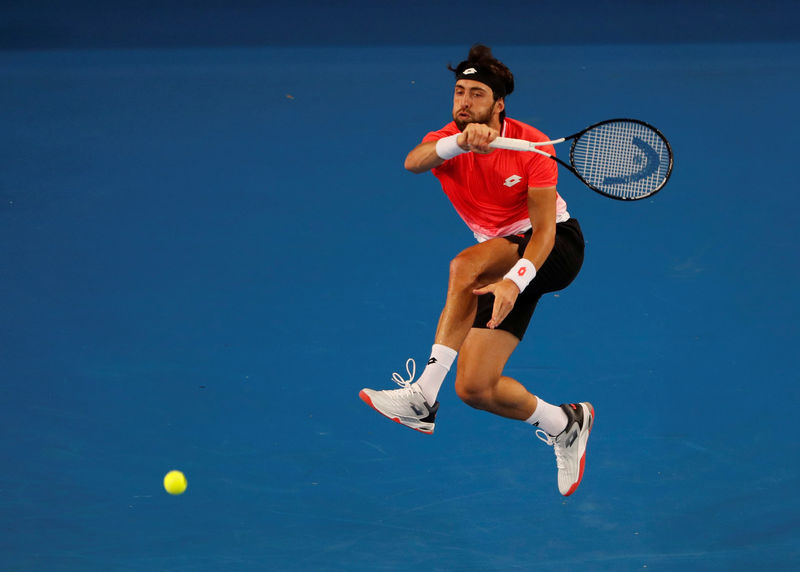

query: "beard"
xmin=454 ymin=104 xmax=494 ymax=131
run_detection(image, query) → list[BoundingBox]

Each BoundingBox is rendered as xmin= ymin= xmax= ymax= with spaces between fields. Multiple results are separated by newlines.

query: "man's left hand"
xmin=472 ymin=279 xmax=520 ymax=329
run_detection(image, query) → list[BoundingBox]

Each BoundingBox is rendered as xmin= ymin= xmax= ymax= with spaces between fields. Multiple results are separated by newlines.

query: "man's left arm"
xmin=520 ymin=185 xmax=557 ymax=270
xmin=473 ymin=186 xmax=557 ymax=329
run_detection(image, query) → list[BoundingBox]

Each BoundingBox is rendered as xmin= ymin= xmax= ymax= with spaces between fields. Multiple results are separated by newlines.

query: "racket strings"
xmin=572 ymin=121 xmax=671 ymax=199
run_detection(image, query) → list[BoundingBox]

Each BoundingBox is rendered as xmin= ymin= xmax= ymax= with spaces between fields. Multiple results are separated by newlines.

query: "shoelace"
xmin=536 ymin=429 xmax=566 ymax=470
xmin=391 ymin=358 xmax=416 ymax=389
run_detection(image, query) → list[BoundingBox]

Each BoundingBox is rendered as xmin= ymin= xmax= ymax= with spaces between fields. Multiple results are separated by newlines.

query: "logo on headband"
xmin=456 ymin=65 xmax=507 ymax=97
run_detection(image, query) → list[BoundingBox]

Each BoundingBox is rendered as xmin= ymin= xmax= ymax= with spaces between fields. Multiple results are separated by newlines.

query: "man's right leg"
xmin=433 ymin=237 xmax=521 ymax=350
xmin=359 ymin=238 xmax=521 ymax=433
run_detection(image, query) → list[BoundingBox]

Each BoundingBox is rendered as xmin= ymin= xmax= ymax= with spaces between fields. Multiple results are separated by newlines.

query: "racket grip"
xmin=489 ymin=137 xmax=536 ymax=151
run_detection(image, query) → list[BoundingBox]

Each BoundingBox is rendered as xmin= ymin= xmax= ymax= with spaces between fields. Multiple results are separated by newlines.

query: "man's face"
xmin=452 ymin=79 xmax=503 ymax=131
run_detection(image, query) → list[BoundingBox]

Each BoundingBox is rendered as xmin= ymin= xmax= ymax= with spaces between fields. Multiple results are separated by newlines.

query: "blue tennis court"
xmin=2 ymin=2 xmax=799 ymax=570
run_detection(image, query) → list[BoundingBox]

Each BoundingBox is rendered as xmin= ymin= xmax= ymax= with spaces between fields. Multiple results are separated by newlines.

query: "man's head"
xmin=448 ymin=45 xmax=515 ymax=131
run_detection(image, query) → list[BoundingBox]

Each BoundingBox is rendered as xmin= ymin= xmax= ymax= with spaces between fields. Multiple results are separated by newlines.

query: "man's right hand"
xmin=457 ymin=123 xmax=499 ymax=154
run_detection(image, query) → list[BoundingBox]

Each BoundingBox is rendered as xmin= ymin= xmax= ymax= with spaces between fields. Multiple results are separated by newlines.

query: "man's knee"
xmin=449 ymin=251 xmax=483 ymax=289
xmin=454 ymin=377 xmax=494 ymax=410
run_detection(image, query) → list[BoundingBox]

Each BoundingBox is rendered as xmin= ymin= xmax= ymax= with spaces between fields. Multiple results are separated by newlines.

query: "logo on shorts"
xmin=504 ymin=174 xmax=522 ymax=187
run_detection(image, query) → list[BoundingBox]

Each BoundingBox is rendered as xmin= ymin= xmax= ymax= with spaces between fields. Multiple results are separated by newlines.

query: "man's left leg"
xmin=455 ymin=327 xmax=594 ymax=496
xmin=453 ymin=327 xmax=531 ymax=419
xmin=454 ymin=327 xmax=560 ymax=424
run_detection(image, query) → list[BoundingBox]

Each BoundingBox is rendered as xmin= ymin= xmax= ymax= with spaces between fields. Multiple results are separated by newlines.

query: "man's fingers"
xmin=462 ymin=125 xmax=497 ymax=152
xmin=488 ymin=300 xmax=512 ymax=329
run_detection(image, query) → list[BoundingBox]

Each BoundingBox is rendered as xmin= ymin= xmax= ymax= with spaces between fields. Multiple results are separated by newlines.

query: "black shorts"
xmin=473 ymin=218 xmax=584 ymax=341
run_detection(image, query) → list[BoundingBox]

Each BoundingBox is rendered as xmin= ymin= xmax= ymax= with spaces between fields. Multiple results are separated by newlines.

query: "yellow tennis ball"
xmin=163 ymin=470 xmax=187 ymax=495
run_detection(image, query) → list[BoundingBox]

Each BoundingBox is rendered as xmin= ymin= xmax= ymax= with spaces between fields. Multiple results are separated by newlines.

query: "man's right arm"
xmin=405 ymin=124 xmax=499 ymax=174
xmin=404 ymin=140 xmax=446 ymax=174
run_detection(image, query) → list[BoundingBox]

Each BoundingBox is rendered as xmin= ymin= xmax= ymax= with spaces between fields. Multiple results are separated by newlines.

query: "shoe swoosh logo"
xmin=565 ymin=427 xmax=579 ymax=448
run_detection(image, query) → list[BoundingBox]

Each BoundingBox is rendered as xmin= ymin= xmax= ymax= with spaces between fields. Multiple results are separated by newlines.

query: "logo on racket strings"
xmin=603 ymin=137 xmax=660 ymax=187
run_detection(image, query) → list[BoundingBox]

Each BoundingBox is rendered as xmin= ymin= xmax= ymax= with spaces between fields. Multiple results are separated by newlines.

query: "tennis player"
xmin=360 ymin=45 xmax=594 ymax=496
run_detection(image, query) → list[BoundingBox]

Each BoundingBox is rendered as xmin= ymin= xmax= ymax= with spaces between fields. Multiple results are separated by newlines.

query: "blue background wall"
xmin=3 ymin=0 xmax=800 ymax=49
xmin=2 ymin=2 xmax=799 ymax=570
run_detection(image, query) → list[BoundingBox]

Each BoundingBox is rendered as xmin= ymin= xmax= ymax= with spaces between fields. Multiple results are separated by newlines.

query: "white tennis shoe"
xmin=537 ymin=402 xmax=594 ymax=496
xmin=359 ymin=359 xmax=439 ymax=435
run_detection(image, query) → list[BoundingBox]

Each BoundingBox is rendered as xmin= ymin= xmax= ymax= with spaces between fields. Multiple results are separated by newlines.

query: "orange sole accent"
xmin=562 ymin=404 xmax=595 ymax=496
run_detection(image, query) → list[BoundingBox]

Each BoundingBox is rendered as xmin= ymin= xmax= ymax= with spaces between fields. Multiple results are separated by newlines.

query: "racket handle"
xmin=489 ymin=137 xmax=536 ymax=151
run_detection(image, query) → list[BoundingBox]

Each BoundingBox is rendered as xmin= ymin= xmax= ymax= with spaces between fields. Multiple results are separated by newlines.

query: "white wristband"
xmin=504 ymin=259 xmax=536 ymax=292
xmin=435 ymin=134 xmax=468 ymax=160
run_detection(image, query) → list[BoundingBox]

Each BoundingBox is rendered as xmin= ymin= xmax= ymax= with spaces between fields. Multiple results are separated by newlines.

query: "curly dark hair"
xmin=448 ymin=44 xmax=514 ymax=121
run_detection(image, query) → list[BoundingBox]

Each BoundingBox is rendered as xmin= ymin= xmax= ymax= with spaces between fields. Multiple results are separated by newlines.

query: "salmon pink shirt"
xmin=423 ymin=118 xmax=569 ymax=242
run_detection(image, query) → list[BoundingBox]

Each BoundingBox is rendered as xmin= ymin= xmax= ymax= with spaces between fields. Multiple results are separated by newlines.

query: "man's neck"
xmin=491 ymin=117 xmax=504 ymax=133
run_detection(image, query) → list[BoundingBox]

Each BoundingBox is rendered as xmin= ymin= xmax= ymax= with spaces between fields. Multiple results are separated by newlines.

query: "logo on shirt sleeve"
xmin=504 ymin=174 xmax=522 ymax=187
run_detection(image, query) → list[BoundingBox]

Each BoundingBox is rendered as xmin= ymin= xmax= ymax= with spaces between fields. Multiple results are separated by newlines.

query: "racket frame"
xmin=489 ymin=118 xmax=673 ymax=201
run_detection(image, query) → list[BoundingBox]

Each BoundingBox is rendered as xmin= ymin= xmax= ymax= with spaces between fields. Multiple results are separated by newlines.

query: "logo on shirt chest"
xmin=504 ymin=174 xmax=523 ymax=187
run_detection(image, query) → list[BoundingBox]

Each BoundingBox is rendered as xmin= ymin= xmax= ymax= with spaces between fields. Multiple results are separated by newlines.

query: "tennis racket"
xmin=489 ymin=118 xmax=673 ymax=201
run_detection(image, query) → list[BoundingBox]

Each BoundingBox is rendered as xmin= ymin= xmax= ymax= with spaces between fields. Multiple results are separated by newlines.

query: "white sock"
xmin=524 ymin=397 xmax=568 ymax=436
xmin=414 ymin=344 xmax=458 ymax=404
